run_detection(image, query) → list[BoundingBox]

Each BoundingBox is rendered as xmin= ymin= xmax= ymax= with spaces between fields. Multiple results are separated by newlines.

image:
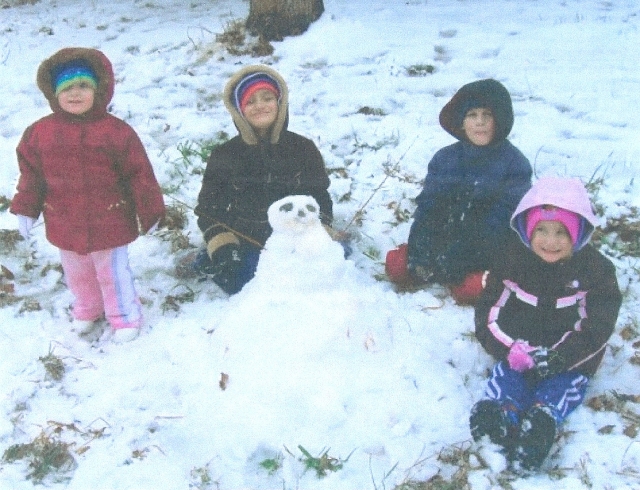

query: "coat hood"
xmin=37 ymin=47 xmax=114 ymax=119
xmin=223 ymin=64 xmax=289 ymax=145
xmin=439 ymin=78 xmax=514 ymax=143
xmin=511 ymin=176 xmax=599 ymax=251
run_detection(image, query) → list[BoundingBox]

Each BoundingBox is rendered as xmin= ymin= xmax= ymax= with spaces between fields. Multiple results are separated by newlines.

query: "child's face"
xmin=462 ymin=107 xmax=495 ymax=146
xmin=57 ymin=81 xmax=95 ymax=115
xmin=242 ymin=89 xmax=278 ymax=135
xmin=530 ymin=220 xmax=574 ymax=263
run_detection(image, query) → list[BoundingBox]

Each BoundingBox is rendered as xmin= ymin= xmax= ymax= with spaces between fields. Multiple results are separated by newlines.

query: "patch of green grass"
xmin=352 ymin=131 xmax=399 ymax=153
xmin=259 ymin=453 xmax=283 ymax=475
xmin=176 ymin=135 xmax=227 ymax=168
xmin=161 ymin=285 xmax=196 ymax=314
xmin=357 ymin=106 xmax=388 ymax=116
xmin=190 ymin=464 xmax=215 ymax=488
xmin=295 ymin=445 xmax=354 ymax=479
xmin=3 ymin=431 xmax=75 ymax=484
xmin=0 ymin=195 xmax=11 ymax=212
xmin=405 ymin=63 xmax=436 ymax=77
xmin=39 ymin=349 xmax=65 ymax=381
xmin=163 ymin=134 xmax=228 ymax=195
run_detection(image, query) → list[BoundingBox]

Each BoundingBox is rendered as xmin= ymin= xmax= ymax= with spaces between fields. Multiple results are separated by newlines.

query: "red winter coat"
xmin=10 ymin=48 xmax=165 ymax=254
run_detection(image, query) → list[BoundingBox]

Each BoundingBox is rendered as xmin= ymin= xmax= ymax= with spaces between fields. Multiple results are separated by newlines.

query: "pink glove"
xmin=507 ymin=340 xmax=537 ymax=372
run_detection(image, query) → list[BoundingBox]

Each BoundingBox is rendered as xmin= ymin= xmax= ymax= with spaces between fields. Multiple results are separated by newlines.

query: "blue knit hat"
xmin=51 ymin=59 xmax=98 ymax=96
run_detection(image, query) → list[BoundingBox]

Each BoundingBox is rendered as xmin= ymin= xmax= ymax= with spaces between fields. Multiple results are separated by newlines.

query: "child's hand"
xmin=507 ymin=340 xmax=537 ymax=372
xmin=531 ymin=348 xmax=565 ymax=379
xmin=17 ymin=215 xmax=36 ymax=239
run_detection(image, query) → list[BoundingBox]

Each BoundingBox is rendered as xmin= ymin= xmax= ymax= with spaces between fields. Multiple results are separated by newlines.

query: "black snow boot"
xmin=515 ymin=406 xmax=557 ymax=470
xmin=470 ymin=399 xmax=512 ymax=448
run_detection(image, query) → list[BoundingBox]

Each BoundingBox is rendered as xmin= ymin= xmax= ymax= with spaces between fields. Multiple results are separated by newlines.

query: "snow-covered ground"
xmin=1 ymin=1 xmax=640 ymax=489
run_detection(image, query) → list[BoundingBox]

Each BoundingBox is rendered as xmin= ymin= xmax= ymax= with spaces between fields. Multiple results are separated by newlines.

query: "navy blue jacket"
xmin=407 ymin=79 xmax=532 ymax=284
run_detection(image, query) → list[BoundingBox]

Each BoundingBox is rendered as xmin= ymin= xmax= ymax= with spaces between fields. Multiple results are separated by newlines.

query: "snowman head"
xmin=268 ymin=195 xmax=322 ymax=235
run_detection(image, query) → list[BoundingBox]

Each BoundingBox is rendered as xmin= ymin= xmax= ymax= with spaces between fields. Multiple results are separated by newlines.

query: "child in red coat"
xmin=10 ymin=47 xmax=165 ymax=343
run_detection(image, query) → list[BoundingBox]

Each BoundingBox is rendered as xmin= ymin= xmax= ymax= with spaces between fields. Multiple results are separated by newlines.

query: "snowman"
xmin=248 ymin=194 xmax=351 ymax=294
xmin=209 ymin=195 xmax=396 ymax=444
xmin=211 ymin=194 xmax=390 ymax=371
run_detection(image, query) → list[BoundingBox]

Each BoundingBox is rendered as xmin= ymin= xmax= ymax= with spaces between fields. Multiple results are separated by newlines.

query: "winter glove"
xmin=507 ymin=340 xmax=537 ymax=372
xmin=17 ymin=215 xmax=36 ymax=239
xmin=449 ymin=270 xmax=488 ymax=305
xmin=531 ymin=348 xmax=566 ymax=380
xmin=210 ymin=243 xmax=242 ymax=269
xmin=386 ymin=244 xmax=410 ymax=283
xmin=193 ymin=244 xmax=247 ymax=294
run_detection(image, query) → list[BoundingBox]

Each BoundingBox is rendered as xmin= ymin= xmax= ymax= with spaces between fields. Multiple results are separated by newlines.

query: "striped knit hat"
xmin=233 ymin=72 xmax=280 ymax=113
xmin=51 ymin=59 xmax=98 ymax=96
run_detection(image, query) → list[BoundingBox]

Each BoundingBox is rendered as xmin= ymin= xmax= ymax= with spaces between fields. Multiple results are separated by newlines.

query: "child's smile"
xmin=530 ymin=220 xmax=574 ymax=263
xmin=242 ymin=89 xmax=278 ymax=137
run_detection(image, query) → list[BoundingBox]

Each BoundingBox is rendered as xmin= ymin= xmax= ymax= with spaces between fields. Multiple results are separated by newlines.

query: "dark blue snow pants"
xmin=483 ymin=360 xmax=589 ymax=424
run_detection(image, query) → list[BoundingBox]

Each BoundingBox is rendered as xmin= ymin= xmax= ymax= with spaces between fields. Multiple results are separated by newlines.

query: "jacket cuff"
xmin=207 ymin=232 xmax=240 ymax=258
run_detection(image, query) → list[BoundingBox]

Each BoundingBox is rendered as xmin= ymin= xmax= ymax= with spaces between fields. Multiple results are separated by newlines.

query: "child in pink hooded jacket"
xmin=471 ymin=176 xmax=621 ymax=470
xmin=10 ymin=47 xmax=165 ymax=343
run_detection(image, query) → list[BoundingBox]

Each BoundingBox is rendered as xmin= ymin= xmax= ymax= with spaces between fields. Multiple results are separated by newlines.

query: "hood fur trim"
xmin=223 ymin=65 xmax=289 ymax=145
xmin=37 ymin=47 xmax=114 ymax=118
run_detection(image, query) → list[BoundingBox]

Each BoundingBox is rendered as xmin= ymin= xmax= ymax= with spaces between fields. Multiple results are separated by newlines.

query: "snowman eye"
xmin=306 ymin=204 xmax=317 ymax=213
xmin=279 ymin=202 xmax=294 ymax=212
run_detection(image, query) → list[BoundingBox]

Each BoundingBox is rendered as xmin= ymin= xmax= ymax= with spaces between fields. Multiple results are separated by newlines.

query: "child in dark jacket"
xmin=471 ymin=176 xmax=622 ymax=470
xmin=10 ymin=47 xmax=165 ymax=343
xmin=387 ymin=79 xmax=532 ymax=304
xmin=194 ymin=65 xmax=334 ymax=295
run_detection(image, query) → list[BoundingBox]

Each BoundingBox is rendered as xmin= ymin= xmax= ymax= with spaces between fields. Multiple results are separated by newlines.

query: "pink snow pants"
xmin=60 ymin=246 xmax=142 ymax=330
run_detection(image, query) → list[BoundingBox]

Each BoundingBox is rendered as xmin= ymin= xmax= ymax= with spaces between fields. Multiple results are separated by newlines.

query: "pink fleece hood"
xmin=511 ymin=176 xmax=599 ymax=251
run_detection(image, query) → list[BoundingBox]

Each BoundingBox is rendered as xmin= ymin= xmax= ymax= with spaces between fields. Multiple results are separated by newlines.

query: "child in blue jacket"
xmin=388 ymin=79 xmax=532 ymax=304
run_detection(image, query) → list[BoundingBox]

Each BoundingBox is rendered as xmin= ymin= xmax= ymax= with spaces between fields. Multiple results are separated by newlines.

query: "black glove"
xmin=532 ymin=348 xmax=565 ymax=380
xmin=193 ymin=244 xmax=244 ymax=292
xmin=210 ymin=243 xmax=241 ymax=268
xmin=208 ymin=244 xmax=244 ymax=292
